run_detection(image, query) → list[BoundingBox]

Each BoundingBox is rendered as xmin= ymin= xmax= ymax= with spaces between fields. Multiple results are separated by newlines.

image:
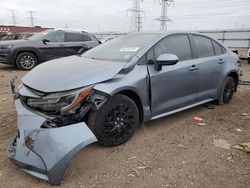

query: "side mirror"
xmin=42 ymin=39 xmax=50 ymax=45
xmin=155 ymin=54 xmax=179 ymax=71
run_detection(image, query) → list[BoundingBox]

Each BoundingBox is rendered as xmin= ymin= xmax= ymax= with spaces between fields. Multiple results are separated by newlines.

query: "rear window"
xmin=83 ymin=34 xmax=92 ymax=41
xmin=65 ymin=33 xmax=85 ymax=42
xmin=192 ymin=35 xmax=214 ymax=58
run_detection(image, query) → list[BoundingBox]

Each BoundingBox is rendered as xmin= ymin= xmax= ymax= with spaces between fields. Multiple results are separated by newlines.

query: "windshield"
xmin=28 ymin=30 xmax=52 ymax=40
xmin=82 ymin=34 xmax=158 ymax=62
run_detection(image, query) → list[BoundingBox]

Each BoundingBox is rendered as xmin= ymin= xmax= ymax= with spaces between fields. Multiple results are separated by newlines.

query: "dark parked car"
xmin=9 ymin=32 xmax=240 ymax=185
xmin=0 ymin=30 xmax=100 ymax=70
xmin=0 ymin=31 xmax=7 ymax=39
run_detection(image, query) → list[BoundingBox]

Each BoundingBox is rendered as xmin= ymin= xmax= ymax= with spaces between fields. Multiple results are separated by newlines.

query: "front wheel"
xmin=16 ymin=52 xmax=38 ymax=70
xmin=215 ymin=76 xmax=236 ymax=105
xmin=88 ymin=94 xmax=139 ymax=147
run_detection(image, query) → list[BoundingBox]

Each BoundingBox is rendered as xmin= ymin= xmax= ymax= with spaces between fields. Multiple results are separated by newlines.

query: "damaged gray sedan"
xmin=8 ymin=32 xmax=240 ymax=185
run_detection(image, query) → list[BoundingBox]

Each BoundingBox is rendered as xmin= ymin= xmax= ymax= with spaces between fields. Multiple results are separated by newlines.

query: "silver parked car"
xmin=8 ymin=32 xmax=240 ymax=185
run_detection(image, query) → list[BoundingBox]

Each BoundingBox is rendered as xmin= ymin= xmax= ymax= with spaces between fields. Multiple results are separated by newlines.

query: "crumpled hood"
xmin=22 ymin=56 xmax=126 ymax=92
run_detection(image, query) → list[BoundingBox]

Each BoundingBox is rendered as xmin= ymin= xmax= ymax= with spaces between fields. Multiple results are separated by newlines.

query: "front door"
xmin=39 ymin=31 xmax=69 ymax=61
xmin=148 ymin=34 xmax=197 ymax=117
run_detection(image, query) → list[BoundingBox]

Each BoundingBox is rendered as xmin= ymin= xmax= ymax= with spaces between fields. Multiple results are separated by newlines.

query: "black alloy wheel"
xmin=88 ymin=94 xmax=139 ymax=146
xmin=222 ymin=77 xmax=235 ymax=104
xmin=102 ymin=103 xmax=135 ymax=143
xmin=215 ymin=76 xmax=236 ymax=105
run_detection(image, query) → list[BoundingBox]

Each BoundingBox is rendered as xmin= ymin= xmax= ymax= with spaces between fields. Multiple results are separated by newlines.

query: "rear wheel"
xmin=215 ymin=76 xmax=236 ymax=105
xmin=16 ymin=52 xmax=38 ymax=70
xmin=88 ymin=94 xmax=139 ymax=147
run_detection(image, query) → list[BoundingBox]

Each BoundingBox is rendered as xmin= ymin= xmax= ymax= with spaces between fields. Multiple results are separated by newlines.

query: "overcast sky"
xmin=0 ymin=0 xmax=249 ymax=32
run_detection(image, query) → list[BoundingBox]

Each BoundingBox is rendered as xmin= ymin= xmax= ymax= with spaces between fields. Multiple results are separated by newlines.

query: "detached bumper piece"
xmin=8 ymin=100 xmax=97 ymax=185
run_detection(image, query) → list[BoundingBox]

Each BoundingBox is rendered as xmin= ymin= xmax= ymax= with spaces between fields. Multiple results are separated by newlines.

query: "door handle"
xmin=218 ymin=59 xmax=224 ymax=64
xmin=59 ymin=44 xmax=65 ymax=47
xmin=189 ymin=65 xmax=199 ymax=71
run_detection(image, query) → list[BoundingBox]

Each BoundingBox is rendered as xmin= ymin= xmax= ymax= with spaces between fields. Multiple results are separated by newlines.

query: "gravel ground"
xmin=0 ymin=61 xmax=250 ymax=188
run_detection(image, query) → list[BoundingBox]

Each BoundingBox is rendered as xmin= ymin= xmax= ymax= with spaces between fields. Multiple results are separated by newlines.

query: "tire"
xmin=16 ymin=52 xmax=38 ymax=70
xmin=215 ymin=76 xmax=236 ymax=105
xmin=88 ymin=94 xmax=139 ymax=147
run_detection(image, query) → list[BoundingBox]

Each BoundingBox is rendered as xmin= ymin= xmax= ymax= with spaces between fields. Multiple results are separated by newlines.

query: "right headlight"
xmin=27 ymin=87 xmax=93 ymax=115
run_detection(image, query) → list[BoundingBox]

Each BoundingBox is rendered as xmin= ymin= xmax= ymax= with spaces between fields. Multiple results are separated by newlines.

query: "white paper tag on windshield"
xmin=119 ymin=47 xmax=139 ymax=52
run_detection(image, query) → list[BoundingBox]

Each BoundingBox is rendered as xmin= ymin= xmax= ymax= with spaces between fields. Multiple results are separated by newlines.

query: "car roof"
xmin=127 ymin=31 xmax=221 ymax=45
xmin=127 ymin=31 xmax=209 ymax=36
xmin=56 ymin=30 xmax=89 ymax=34
xmin=42 ymin=29 xmax=90 ymax=35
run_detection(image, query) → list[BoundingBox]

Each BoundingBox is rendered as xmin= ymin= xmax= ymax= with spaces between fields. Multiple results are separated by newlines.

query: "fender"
xmin=215 ymin=69 xmax=239 ymax=98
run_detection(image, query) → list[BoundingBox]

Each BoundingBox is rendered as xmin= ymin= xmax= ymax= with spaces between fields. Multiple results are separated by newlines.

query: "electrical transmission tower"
xmin=127 ymin=0 xmax=144 ymax=33
xmin=155 ymin=0 xmax=174 ymax=30
xmin=8 ymin=9 xmax=17 ymax=25
xmin=27 ymin=11 xmax=36 ymax=26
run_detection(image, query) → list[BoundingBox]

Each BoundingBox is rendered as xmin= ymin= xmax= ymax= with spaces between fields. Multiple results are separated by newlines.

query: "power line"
xmin=127 ymin=0 xmax=145 ymax=32
xmin=8 ymin=9 xmax=17 ymax=25
xmin=155 ymin=0 xmax=174 ymax=30
xmin=27 ymin=10 xmax=36 ymax=26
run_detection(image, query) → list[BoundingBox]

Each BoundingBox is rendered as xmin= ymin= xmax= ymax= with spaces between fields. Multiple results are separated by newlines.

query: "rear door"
xmin=64 ymin=32 xmax=96 ymax=55
xmin=148 ymin=34 xmax=197 ymax=116
xmin=190 ymin=34 xmax=225 ymax=101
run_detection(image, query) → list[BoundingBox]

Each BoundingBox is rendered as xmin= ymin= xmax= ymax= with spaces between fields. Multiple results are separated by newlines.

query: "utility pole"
xmin=8 ymin=9 xmax=16 ymax=25
xmin=127 ymin=0 xmax=144 ymax=33
xmin=155 ymin=0 xmax=174 ymax=30
xmin=27 ymin=11 xmax=35 ymax=27
xmin=65 ymin=23 xmax=68 ymax=30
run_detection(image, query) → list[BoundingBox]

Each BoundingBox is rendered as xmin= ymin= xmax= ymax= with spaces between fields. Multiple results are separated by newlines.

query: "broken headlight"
xmin=27 ymin=87 xmax=92 ymax=115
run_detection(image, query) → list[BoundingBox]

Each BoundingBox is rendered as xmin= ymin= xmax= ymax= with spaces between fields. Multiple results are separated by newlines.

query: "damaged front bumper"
xmin=7 ymin=99 xmax=97 ymax=185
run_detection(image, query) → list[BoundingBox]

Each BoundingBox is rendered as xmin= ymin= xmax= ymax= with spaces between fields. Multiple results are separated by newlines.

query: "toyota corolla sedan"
xmin=8 ymin=32 xmax=240 ymax=185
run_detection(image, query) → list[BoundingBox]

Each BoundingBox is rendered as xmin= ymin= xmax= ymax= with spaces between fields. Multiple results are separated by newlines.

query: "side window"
xmin=154 ymin=35 xmax=192 ymax=61
xmin=192 ymin=35 xmax=214 ymax=58
xmin=65 ymin=33 xmax=85 ymax=42
xmin=221 ymin=46 xmax=226 ymax=54
xmin=137 ymin=48 xmax=154 ymax=65
xmin=137 ymin=55 xmax=146 ymax=65
xmin=146 ymin=48 xmax=155 ymax=64
xmin=212 ymin=40 xmax=223 ymax=55
xmin=83 ymin=34 xmax=92 ymax=41
xmin=45 ymin=32 xmax=64 ymax=42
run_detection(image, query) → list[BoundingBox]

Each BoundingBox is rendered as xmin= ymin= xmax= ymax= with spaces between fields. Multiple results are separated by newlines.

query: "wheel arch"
xmin=227 ymin=71 xmax=239 ymax=92
xmin=13 ymin=48 xmax=41 ymax=65
xmin=115 ymin=89 xmax=144 ymax=123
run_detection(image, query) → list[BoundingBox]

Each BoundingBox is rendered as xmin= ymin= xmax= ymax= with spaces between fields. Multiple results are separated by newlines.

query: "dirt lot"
xmin=0 ymin=61 xmax=250 ymax=188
